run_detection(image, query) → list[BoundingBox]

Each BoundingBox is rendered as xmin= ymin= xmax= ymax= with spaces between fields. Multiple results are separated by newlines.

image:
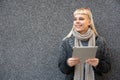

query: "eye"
xmin=79 ymin=17 xmax=84 ymax=20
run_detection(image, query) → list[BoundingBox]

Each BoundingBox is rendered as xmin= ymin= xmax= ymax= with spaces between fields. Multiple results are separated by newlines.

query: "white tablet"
xmin=72 ymin=46 xmax=98 ymax=63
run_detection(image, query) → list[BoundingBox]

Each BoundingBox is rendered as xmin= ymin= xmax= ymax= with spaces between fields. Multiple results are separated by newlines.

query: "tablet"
xmin=72 ymin=46 xmax=98 ymax=63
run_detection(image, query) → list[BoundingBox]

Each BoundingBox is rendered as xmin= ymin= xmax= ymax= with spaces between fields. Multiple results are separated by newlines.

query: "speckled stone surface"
xmin=0 ymin=0 xmax=120 ymax=80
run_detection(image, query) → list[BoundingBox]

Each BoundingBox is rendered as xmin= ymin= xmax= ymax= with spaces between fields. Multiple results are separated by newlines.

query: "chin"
xmin=76 ymin=29 xmax=83 ymax=32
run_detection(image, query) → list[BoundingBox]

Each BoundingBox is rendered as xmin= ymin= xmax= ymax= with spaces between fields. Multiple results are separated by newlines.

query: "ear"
xmin=88 ymin=20 xmax=91 ymax=26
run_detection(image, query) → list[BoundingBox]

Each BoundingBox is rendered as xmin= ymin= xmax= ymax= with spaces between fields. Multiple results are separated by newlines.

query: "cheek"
xmin=73 ymin=21 xmax=75 ymax=24
xmin=73 ymin=21 xmax=78 ymax=24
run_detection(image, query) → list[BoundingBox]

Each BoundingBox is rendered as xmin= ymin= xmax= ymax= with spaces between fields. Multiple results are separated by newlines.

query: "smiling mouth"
xmin=75 ymin=25 xmax=82 ymax=28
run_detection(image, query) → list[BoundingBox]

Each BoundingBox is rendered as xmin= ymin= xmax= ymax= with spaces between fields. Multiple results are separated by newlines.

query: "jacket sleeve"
xmin=58 ymin=40 xmax=74 ymax=74
xmin=94 ymin=37 xmax=111 ymax=75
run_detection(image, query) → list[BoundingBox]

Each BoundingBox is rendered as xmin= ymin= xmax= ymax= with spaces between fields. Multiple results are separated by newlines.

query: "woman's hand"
xmin=67 ymin=57 xmax=80 ymax=67
xmin=86 ymin=58 xmax=99 ymax=67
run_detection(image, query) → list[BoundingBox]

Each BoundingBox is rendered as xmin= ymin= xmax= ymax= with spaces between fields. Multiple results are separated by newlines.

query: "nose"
xmin=76 ymin=20 xmax=80 ymax=24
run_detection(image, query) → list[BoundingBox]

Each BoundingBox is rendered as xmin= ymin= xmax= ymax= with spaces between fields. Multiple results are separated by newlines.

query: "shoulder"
xmin=62 ymin=35 xmax=74 ymax=43
xmin=96 ymin=35 xmax=107 ymax=46
xmin=61 ymin=36 xmax=74 ymax=47
xmin=96 ymin=35 xmax=106 ymax=43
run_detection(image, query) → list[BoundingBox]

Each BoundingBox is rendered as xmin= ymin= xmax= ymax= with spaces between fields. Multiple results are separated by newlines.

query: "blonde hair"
xmin=63 ymin=8 xmax=98 ymax=40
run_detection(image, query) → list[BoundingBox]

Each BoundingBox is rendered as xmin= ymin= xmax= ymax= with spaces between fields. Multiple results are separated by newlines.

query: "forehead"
xmin=74 ymin=9 xmax=88 ymax=15
xmin=74 ymin=13 xmax=89 ymax=18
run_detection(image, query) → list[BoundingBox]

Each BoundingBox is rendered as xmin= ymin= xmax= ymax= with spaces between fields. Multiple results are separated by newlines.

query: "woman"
xmin=58 ymin=8 xmax=111 ymax=80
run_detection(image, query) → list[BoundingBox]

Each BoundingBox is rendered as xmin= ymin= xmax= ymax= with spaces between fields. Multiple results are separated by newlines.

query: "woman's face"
xmin=73 ymin=14 xmax=91 ymax=34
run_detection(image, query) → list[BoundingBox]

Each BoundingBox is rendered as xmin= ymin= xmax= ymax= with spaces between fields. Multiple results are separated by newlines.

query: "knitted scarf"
xmin=72 ymin=28 xmax=96 ymax=80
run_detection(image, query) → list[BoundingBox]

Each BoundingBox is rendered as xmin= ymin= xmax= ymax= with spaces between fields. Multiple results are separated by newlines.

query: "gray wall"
xmin=0 ymin=0 xmax=120 ymax=80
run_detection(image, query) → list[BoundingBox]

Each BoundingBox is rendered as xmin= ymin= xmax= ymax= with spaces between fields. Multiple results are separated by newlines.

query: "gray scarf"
xmin=72 ymin=28 xmax=96 ymax=80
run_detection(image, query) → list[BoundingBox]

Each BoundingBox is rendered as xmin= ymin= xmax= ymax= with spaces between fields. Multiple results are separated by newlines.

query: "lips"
xmin=75 ymin=25 xmax=82 ymax=28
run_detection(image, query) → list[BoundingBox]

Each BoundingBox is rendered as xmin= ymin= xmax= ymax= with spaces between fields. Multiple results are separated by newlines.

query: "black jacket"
xmin=58 ymin=35 xmax=111 ymax=80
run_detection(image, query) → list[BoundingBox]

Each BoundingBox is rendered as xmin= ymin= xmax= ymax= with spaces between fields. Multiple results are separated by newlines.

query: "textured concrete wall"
xmin=0 ymin=0 xmax=120 ymax=80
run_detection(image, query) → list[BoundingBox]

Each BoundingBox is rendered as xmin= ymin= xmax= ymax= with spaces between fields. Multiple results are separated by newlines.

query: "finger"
xmin=70 ymin=57 xmax=80 ymax=60
xmin=86 ymin=58 xmax=97 ymax=62
xmin=69 ymin=59 xmax=80 ymax=62
xmin=70 ymin=60 xmax=80 ymax=64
